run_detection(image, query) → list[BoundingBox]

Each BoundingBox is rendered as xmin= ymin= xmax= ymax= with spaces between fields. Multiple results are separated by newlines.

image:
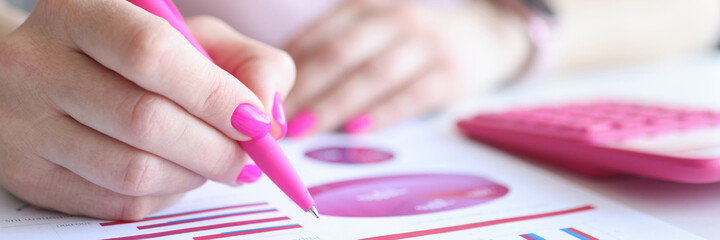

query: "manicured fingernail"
xmin=344 ymin=114 xmax=373 ymax=134
xmin=287 ymin=110 xmax=316 ymax=138
xmin=272 ymin=93 xmax=287 ymax=139
xmin=236 ymin=163 xmax=262 ymax=183
xmin=231 ymin=104 xmax=271 ymax=139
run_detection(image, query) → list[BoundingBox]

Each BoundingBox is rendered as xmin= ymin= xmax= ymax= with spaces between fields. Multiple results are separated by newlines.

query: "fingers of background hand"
xmin=48 ymin=54 xmax=247 ymax=184
xmin=347 ymin=68 xmax=456 ymax=133
xmin=0 ymin=154 xmax=184 ymax=220
xmin=186 ymin=17 xmax=295 ymax=138
xmin=299 ymin=39 xmax=430 ymax=134
xmin=285 ymin=0 xmax=392 ymax=59
xmin=61 ymin=0 xmax=262 ymax=141
xmin=34 ymin=114 xmax=205 ymax=196
xmin=284 ymin=16 xmax=398 ymax=115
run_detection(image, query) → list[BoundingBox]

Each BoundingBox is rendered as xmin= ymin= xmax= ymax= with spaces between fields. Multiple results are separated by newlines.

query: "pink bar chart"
xmin=99 ymin=202 xmax=303 ymax=240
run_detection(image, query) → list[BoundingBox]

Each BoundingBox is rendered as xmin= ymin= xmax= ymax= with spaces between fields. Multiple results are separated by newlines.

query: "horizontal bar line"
xmin=361 ymin=205 xmax=595 ymax=240
xmin=137 ymin=209 xmax=278 ymax=230
xmin=562 ymin=227 xmax=599 ymax=240
xmin=102 ymin=216 xmax=289 ymax=240
xmin=193 ymin=224 xmax=302 ymax=240
xmin=520 ymin=233 xmax=546 ymax=240
xmin=100 ymin=202 xmax=268 ymax=226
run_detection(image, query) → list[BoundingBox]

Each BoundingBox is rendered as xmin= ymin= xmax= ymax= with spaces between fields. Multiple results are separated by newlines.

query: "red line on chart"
xmin=360 ymin=205 xmax=596 ymax=240
xmin=101 ymin=216 xmax=289 ymax=240
xmin=193 ymin=224 xmax=303 ymax=240
xmin=137 ymin=209 xmax=278 ymax=230
xmin=100 ymin=202 xmax=268 ymax=226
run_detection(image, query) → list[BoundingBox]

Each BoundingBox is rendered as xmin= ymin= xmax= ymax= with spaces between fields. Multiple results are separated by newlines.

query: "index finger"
xmin=63 ymin=0 xmax=262 ymax=141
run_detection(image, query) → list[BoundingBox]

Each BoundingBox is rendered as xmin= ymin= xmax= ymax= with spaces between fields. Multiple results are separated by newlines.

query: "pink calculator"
xmin=457 ymin=101 xmax=720 ymax=183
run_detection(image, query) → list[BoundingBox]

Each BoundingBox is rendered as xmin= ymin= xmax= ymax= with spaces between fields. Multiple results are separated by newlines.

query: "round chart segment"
xmin=305 ymin=147 xmax=394 ymax=164
xmin=308 ymin=174 xmax=509 ymax=217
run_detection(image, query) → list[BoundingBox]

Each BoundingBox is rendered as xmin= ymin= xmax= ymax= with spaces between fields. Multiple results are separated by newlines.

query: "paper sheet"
xmin=0 ymin=119 xmax=704 ymax=239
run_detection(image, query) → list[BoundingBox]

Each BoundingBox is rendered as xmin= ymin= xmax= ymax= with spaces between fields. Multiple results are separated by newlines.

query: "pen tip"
xmin=307 ymin=206 xmax=320 ymax=219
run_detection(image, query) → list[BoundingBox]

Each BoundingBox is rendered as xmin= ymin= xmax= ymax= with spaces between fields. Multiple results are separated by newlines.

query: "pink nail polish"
xmin=344 ymin=114 xmax=373 ymax=134
xmin=287 ymin=110 xmax=316 ymax=138
xmin=272 ymin=93 xmax=287 ymax=139
xmin=236 ymin=163 xmax=262 ymax=183
xmin=231 ymin=104 xmax=271 ymax=139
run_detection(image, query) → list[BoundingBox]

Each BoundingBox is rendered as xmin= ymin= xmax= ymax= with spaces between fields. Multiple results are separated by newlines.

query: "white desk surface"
xmin=459 ymin=53 xmax=720 ymax=238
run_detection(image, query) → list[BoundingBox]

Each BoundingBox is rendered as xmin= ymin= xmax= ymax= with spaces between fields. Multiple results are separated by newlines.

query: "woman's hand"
xmin=284 ymin=0 xmax=527 ymax=137
xmin=0 ymin=1 xmax=294 ymax=220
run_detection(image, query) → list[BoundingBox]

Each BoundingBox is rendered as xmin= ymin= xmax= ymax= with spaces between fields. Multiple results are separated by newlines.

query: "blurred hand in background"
xmin=283 ymin=0 xmax=528 ymax=137
xmin=280 ymin=0 xmax=720 ymax=137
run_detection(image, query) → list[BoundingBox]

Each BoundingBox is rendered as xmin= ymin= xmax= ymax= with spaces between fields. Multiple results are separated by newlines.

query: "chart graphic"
xmin=520 ymin=233 xmax=547 ymax=240
xmin=308 ymin=174 xmax=509 ymax=217
xmin=305 ymin=146 xmax=394 ymax=164
xmin=560 ymin=227 xmax=600 ymax=240
xmin=521 ymin=227 xmax=600 ymax=240
xmin=361 ymin=205 xmax=595 ymax=240
xmin=99 ymin=202 xmax=304 ymax=240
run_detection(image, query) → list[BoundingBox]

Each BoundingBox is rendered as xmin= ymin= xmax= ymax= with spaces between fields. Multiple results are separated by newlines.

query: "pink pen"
xmin=128 ymin=0 xmax=319 ymax=218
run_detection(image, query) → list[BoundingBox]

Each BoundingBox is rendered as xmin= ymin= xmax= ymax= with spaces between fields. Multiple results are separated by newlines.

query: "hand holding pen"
xmin=0 ymin=0 xmax=307 ymax=220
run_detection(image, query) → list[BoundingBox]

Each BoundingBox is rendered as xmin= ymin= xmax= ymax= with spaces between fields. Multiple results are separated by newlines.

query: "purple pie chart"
xmin=308 ymin=174 xmax=509 ymax=217
xmin=305 ymin=147 xmax=394 ymax=164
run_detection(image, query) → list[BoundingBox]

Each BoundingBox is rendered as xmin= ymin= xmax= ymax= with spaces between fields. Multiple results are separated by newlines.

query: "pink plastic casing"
xmin=240 ymin=134 xmax=315 ymax=210
xmin=457 ymin=101 xmax=720 ymax=183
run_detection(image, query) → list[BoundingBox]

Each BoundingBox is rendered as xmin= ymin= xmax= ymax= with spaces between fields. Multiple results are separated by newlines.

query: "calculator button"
xmin=466 ymin=101 xmax=720 ymax=144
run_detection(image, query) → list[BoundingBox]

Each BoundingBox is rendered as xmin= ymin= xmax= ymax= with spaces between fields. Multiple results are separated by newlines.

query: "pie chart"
xmin=305 ymin=147 xmax=394 ymax=164
xmin=308 ymin=174 xmax=509 ymax=217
